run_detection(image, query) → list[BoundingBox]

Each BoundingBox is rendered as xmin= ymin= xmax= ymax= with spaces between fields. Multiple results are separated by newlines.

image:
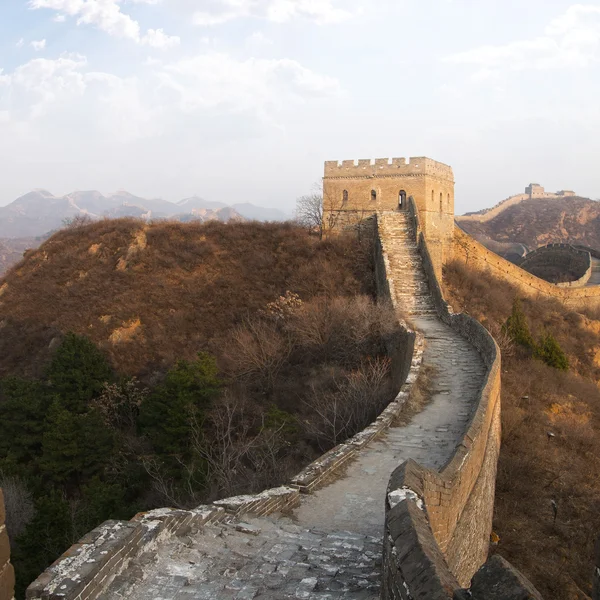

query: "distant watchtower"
xmin=323 ymin=156 xmax=455 ymax=272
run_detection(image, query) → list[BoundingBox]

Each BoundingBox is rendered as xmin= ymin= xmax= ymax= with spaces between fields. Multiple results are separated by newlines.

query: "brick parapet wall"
xmin=26 ymin=487 xmax=301 ymax=600
xmin=380 ymin=200 xmax=505 ymax=596
xmin=456 ymin=192 xmax=570 ymax=224
xmin=0 ymin=490 xmax=15 ymax=600
xmin=518 ymin=244 xmax=592 ymax=288
xmin=27 ymin=234 xmax=425 ymax=599
xmin=453 ymin=226 xmax=600 ymax=310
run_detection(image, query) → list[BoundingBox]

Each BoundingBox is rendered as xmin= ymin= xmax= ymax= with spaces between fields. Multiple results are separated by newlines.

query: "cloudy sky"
xmin=0 ymin=0 xmax=599 ymax=214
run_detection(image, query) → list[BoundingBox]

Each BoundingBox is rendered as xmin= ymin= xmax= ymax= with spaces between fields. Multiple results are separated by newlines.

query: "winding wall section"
xmin=24 ymin=204 xmax=540 ymax=600
xmin=453 ymin=226 xmax=600 ymax=311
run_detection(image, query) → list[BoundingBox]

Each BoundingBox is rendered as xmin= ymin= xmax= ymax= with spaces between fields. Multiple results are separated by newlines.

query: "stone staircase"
xmin=101 ymin=517 xmax=382 ymax=599
xmin=95 ymin=210 xmax=486 ymax=600
xmin=377 ymin=211 xmax=436 ymax=317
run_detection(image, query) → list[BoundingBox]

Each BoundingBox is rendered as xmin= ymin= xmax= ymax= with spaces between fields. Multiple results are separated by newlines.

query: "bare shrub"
xmin=302 ymin=356 xmax=391 ymax=449
xmin=288 ymin=295 xmax=396 ymax=365
xmin=296 ymin=193 xmax=325 ymax=239
xmin=223 ymin=319 xmax=292 ymax=388
xmin=0 ymin=474 xmax=35 ymax=541
xmin=192 ymin=391 xmax=289 ymax=499
xmin=62 ymin=214 xmax=94 ymax=229
xmin=91 ymin=378 xmax=148 ymax=433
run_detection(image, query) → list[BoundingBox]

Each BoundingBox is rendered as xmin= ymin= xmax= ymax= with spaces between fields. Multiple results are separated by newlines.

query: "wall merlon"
xmin=323 ymin=157 xmax=454 ymax=180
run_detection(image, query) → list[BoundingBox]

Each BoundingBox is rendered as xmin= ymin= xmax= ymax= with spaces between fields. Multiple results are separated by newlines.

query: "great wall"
xmin=1 ymin=157 xmax=600 ymax=599
xmin=456 ymin=183 xmax=577 ymax=225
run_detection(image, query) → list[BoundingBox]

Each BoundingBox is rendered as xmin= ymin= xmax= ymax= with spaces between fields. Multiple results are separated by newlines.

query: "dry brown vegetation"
xmin=0 ymin=218 xmax=403 ymax=506
xmin=0 ymin=219 xmax=376 ymax=381
xmin=444 ymin=260 xmax=600 ymax=600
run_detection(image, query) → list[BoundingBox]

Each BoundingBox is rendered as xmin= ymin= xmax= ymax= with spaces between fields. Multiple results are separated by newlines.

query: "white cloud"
xmin=0 ymin=54 xmax=88 ymax=118
xmin=142 ymin=28 xmax=180 ymax=48
xmin=445 ymin=3 xmax=600 ymax=72
xmin=53 ymin=14 xmax=67 ymax=21
xmin=0 ymin=51 xmax=340 ymax=138
xmin=29 ymin=0 xmax=177 ymax=48
xmin=31 ymin=39 xmax=47 ymax=51
xmin=192 ymin=0 xmax=352 ymax=26
xmin=246 ymin=31 xmax=273 ymax=47
xmin=16 ymin=38 xmax=25 ymax=48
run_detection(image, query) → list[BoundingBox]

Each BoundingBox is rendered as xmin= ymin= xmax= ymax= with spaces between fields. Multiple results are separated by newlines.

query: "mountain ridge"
xmin=0 ymin=189 xmax=292 ymax=238
xmin=457 ymin=195 xmax=600 ymax=254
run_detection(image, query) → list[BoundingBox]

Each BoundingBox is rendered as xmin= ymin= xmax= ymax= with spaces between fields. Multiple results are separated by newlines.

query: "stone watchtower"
xmin=323 ymin=156 xmax=455 ymax=274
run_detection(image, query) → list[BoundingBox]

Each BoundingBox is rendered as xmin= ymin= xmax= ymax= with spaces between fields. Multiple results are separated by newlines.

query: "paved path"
xmin=101 ymin=212 xmax=486 ymax=600
xmin=587 ymin=257 xmax=600 ymax=286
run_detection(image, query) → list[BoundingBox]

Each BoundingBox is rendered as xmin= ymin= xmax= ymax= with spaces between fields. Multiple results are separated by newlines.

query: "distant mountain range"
xmin=0 ymin=189 xmax=292 ymax=276
xmin=0 ymin=189 xmax=292 ymax=238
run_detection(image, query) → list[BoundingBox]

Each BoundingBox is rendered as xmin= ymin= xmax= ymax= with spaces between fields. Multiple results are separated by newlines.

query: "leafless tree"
xmin=191 ymin=392 xmax=287 ymax=499
xmin=91 ymin=378 xmax=148 ymax=434
xmin=62 ymin=214 xmax=94 ymax=229
xmin=302 ymin=357 xmax=391 ymax=449
xmin=296 ymin=193 xmax=325 ymax=239
xmin=224 ymin=319 xmax=292 ymax=389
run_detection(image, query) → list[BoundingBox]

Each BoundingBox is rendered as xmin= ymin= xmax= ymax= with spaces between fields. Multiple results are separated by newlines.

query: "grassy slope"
xmin=444 ymin=260 xmax=600 ymax=600
xmin=0 ymin=219 xmax=374 ymax=381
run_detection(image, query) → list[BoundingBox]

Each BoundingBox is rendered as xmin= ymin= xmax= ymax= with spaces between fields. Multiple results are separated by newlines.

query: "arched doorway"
xmin=398 ymin=190 xmax=407 ymax=210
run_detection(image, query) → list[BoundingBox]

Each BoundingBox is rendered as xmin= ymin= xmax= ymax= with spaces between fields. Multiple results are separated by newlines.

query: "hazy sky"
xmin=1 ymin=0 xmax=599 ymax=214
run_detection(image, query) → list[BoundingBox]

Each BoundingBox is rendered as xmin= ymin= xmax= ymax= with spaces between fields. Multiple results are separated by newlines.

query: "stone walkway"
xmin=587 ymin=257 xmax=600 ymax=286
xmin=100 ymin=212 xmax=486 ymax=600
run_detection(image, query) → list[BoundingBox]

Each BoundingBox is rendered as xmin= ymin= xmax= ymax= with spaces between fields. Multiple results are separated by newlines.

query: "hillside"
xmin=458 ymin=196 xmax=600 ymax=251
xmin=444 ymin=260 xmax=600 ymax=600
xmin=0 ymin=219 xmax=400 ymax=597
xmin=0 ymin=238 xmax=40 ymax=277
xmin=0 ymin=219 xmax=374 ymax=380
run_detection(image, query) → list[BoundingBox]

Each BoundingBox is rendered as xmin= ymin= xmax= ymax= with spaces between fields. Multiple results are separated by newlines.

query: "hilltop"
xmin=1 ymin=218 xmax=399 ymax=596
xmin=0 ymin=219 xmax=374 ymax=380
xmin=458 ymin=196 xmax=600 ymax=251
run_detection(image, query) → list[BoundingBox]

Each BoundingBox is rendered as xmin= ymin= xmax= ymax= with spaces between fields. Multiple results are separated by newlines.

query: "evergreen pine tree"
xmin=46 ymin=332 xmax=113 ymax=413
xmin=535 ymin=333 xmax=570 ymax=371
xmin=503 ymin=299 xmax=535 ymax=350
xmin=140 ymin=352 xmax=221 ymax=456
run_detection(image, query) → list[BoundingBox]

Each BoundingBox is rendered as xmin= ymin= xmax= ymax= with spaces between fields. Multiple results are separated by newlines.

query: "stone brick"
xmin=0 ymin=563 xmax=15 ymax=600
xmin=0 ymin=527 xmax=10 ymax=570
xmin=466 ymin=555 xmax=543 ymax=599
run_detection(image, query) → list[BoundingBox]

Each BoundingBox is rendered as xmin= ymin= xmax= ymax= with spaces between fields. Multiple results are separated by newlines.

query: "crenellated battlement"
xmin=324 ymin=157 xmax=454 ymax=181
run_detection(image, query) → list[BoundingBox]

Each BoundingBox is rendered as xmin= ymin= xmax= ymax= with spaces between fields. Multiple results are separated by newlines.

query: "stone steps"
xmin=101 ymin=517 xmax=381 ymax=600
xmin=96 ymin=210 xmax=488 ymax=600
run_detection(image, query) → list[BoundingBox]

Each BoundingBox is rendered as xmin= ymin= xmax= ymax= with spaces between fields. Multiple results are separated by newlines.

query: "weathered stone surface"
xmin=466 ymin=555 xmax=544 ymax=600
xmin=452 ymin=226 xmax=600 ymax=312
xmin=24 ymin=197 xmax=529 ymax=600
xmin=0 ymin=563 xmax=15 ymax=600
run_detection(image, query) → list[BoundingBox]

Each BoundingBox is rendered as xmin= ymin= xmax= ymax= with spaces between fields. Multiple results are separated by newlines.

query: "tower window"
xmin=399 ymin=190 xmax=407 ymax=209
xmin=371 ymin=190 xmax=377 ymax=201
xmin=440 ymin=192 xmax=443 ymax=212
xmin=342 ymin=190 xmax=349 ymax=205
